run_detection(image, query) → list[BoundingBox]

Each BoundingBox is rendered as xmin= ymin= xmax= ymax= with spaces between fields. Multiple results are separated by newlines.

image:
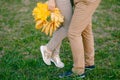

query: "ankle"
xmin=72 ymin=67 xmax=85 ymax=75
xmin=46 ymin=46 xmax=52 ymax=53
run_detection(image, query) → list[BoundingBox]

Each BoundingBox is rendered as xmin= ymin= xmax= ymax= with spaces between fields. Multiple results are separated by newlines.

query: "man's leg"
xmin=82 ymin=22 xmax=95 ymax=67
xmin=68 ymin=0 xmax=101 ymax=74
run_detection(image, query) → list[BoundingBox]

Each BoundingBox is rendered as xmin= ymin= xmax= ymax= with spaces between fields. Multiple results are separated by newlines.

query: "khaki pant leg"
xmin=82 ymin=22 xmax=95 ymax=66
xmin=68 ymin=0 xmax=101 ymax=74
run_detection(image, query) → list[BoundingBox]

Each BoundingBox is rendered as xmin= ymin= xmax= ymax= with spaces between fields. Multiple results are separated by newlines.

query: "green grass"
xmin=0 ymin=0 xmax=120 ymax=80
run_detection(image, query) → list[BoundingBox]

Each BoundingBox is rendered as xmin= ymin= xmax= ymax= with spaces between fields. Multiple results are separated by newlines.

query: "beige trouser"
xmin=68 ymin=0 xmax=101 ymax=74
xmin=47 ymin=0 xmax=72 ymax=54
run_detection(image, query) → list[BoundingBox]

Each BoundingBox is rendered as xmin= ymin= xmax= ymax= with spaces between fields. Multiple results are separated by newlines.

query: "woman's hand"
xmin=48 ymin=0 xmax=56 ymax=11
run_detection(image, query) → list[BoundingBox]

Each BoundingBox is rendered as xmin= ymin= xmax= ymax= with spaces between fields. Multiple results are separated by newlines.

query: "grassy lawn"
xmin=0 ymin=0 xmax=120 ymax=80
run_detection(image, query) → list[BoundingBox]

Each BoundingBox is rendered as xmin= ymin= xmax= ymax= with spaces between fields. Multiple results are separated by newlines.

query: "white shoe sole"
xmin=40 ymin=46 xmax=51 ymax=65
xmin=51 ymin=59 xmax=64 ymax=68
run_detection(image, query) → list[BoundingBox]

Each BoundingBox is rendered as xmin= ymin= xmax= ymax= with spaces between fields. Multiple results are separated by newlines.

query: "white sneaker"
xmin=51 ymin=54 xmax=64 ymax=68
xmin=40 ymin=45 xmax=52 ymax=65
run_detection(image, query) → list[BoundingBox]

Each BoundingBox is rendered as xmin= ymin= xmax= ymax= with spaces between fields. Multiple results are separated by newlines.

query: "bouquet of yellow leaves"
xmin=32 ymin=2 xmax=64 ymax=36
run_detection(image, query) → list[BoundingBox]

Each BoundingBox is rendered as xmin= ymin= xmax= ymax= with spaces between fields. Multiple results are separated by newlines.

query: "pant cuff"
xmin=72 ymin=67 xmax=85 ymax=75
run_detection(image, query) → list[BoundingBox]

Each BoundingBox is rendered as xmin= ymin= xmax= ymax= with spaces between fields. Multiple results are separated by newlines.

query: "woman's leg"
xmin=46 ymin=0 xmax=72 ymax=52
xmin=68 ymin=0 xmax=101 ymax=74
xmin=50 ymin=42 xmax=65 ymax=68
xmin=53 ymin=42 xmax=61 ymax=54
xmin=40 ymin=0 xmax=72 ymax=66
